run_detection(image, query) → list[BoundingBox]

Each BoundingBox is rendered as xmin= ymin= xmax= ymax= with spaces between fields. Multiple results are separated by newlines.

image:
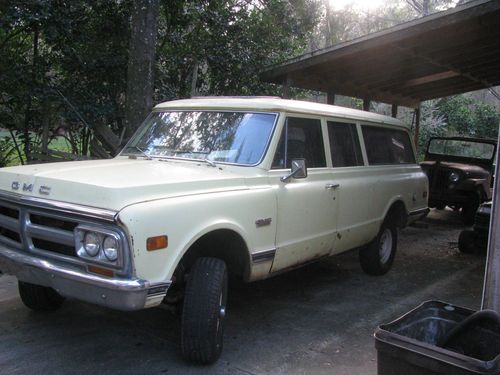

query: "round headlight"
xmin=103 ymin=236 xmax=118 ymax=261
xmin=84 ymin=232 xmax=100 ymax=257
xmin=449 ymin=171 xmax=460 ymax=182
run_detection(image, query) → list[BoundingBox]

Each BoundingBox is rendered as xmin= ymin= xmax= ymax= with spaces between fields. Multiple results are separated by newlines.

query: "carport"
xmin=261 ymin=0 xmax=500 ymax=311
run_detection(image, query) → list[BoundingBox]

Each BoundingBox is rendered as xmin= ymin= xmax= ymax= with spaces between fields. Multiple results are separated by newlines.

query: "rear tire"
xmin=18 ymin=281 xmax=65 ymax=311
xmin=181 ymin=257 xmax=228 ymax=364
xmin=458 ymin=229 xmax=477 ymax=254
xmin=359 ymin=219 xmax=397 ymax=276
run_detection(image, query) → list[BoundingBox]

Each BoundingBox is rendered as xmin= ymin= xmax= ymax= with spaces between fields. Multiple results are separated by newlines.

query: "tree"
xmin=124 ymin=0 xmax=159 ymax=140
xmin=155 ymin=0 xmax=320 ymax=101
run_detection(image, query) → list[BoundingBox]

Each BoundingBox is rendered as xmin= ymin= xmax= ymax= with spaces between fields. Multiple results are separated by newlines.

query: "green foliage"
xmin=0 ymin=137 xmax=16 ymax=167
xmin=156 ymin=0 xmax=319 ymax=100
xmin=0 ymin=1 xmax=132 ymax=161
xmin=438 ymin=96 xmax=500 ymax=140
xmin=1 ymin=0 xmax=318 ymax=164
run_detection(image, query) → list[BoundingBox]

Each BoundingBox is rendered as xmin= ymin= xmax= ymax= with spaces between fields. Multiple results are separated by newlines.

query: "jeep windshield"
xmin=427 ymin=138 xmax=495 ymax=161
xmin=122 ymin=111 xmax=277 ymax=165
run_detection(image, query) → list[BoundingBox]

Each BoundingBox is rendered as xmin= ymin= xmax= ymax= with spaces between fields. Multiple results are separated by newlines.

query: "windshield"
xmin=122 ymin=111 xmax=277 ymax=165
xmin=428 ymin=138 xmax=495 ymax=160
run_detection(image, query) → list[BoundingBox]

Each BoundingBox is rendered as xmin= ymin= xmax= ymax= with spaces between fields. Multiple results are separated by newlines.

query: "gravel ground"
xmin=0 ymin=208 xmax=486 ymax=374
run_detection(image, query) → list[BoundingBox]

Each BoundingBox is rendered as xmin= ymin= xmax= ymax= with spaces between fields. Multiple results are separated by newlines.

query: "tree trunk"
xmin=124 ymin=0 xmax=159 ymax=141
xmin=24 ymin=25 xmax=39 ymax=162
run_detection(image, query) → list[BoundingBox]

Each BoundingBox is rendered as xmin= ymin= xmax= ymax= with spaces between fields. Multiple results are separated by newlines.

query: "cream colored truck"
xmin=0 ymin=98 xmax=428 ymax=363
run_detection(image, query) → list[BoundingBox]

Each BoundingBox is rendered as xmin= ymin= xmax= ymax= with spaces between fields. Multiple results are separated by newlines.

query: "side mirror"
xmin=280 ymin=159 xmax=307 ymax=183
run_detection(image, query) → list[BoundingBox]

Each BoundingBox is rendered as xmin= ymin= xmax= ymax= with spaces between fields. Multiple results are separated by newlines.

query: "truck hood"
xmin=420 ymin=160 xmax=488 ymax=175
xmin=0 ymin=158 xmax=250 ymax=211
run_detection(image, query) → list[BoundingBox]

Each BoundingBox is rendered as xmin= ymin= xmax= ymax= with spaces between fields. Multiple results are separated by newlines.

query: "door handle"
xmin=325 ymin=183 xmax=340 ymax=190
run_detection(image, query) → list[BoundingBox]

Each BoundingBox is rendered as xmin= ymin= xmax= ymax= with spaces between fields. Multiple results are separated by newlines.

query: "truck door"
xmin=269 ymin=116 xmax=338 ymax=272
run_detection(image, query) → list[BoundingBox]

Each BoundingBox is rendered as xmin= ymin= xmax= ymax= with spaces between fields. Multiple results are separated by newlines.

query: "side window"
xmin=362 ymin=126 xmax=415 ymax=165
xmin=327 ymin=122 xmax=363 ymax=167
xmin=272 ymin=117 xmax=326 ymax=169
xmin=390 ymin=130 xmax=415 ymax=164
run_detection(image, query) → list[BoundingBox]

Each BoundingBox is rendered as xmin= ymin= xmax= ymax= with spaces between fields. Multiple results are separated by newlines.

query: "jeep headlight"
xmin=449 ymin=171 xmax=460 ymax=182
xmin=75 ymin=226 xmax=123 ymax=267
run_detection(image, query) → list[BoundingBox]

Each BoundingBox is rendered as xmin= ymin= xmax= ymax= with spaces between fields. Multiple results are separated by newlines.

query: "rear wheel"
xmin=359 ymin=219 xmax=397 ymax=276
xmin=181 ymin=257 xmax=228 ymax=364
xmin=18 ymin=281 xmax=65 ymax=311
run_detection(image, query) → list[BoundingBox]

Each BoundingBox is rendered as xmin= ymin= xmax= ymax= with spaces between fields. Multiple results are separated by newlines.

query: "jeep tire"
xmin=458 ymin=229 xmax=477 ymax=254
xmin=181 ymin=257 xmax=228 ymax=364
xmin=359 ymin=218 xmax=397 ymax=276
xmin=18 ymin=281 xmax=65 ymax=311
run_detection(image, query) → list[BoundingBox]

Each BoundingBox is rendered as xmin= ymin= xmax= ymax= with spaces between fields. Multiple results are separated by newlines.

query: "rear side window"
xmin=327 ymin=122 xmax=363 ymax=167
xmin=362 ymin=126 xmax=415 ymax=165
xmin=272 ymin=117 xmax=326 ymax=169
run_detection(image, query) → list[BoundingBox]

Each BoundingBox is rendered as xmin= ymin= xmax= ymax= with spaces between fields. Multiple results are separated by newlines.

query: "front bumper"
xmin=0 ymin=244 xmax=170 ymax=311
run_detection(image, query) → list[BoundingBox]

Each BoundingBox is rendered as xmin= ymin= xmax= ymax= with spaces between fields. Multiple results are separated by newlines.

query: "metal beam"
xmin=482 ymin=130 xmax=500 ymax=312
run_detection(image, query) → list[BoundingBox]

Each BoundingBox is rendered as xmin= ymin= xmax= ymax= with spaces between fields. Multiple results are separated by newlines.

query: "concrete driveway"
xmin=0 ymin=209 xmax=485 ymax=374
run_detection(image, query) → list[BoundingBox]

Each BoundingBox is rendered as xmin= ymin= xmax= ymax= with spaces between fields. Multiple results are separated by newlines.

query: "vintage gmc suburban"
xmin=0 ymin=97 xmax=428 ymax=363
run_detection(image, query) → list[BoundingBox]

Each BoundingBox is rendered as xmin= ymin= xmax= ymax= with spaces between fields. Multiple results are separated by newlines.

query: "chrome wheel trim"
xmin=379 ymin=228 xmax=393 ymax=264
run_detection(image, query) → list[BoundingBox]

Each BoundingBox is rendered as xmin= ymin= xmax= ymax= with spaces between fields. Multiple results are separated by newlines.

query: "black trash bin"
xmin=375 ymin=301 xmax=500 ymax=375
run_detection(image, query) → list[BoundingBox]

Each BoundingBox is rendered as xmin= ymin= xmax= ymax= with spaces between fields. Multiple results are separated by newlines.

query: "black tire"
xmin=359 ymin=219 xmax=397 ymax=276
xmin=458 ymin=230 xmax=477 ymax=254
xmin=462 ymin=195 xmax=479 ymax=226
xmin=181 ymin=257 xmax=228 ymax=364
xmin=18 ymin=281 xmax=65 ymax=311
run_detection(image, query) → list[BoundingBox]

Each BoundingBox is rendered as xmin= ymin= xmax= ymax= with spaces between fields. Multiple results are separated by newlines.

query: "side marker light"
xmin=147 ymin=235 xmax=168 ymax=251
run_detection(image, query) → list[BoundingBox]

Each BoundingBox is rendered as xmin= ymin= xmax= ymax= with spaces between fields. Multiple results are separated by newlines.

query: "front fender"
xmin=117 ymin=188 xmax=277 ymax=284
xmin=456 ymin=178 xmax=489 ymax=199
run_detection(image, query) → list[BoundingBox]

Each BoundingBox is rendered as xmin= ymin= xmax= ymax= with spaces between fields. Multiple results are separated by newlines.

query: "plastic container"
xmin=375 ymin=300 xmax=500 ymax=375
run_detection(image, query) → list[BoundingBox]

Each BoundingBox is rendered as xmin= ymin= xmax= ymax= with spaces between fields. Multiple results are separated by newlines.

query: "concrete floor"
xmin=0 ymin=209 xmax=486 ymax=374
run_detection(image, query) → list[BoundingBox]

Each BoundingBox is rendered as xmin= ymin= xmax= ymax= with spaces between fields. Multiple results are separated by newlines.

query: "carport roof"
xmin=260 ymin=0 xmax=500 ymax=108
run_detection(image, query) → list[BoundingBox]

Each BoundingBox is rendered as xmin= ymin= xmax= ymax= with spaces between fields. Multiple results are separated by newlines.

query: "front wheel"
xmin=359 ymin=219 xmax=397 ymax=276
xmin=18 ymin=281 xmax=65 ymax=311
xmin=181 ymin=257 xmax=228 ymax=364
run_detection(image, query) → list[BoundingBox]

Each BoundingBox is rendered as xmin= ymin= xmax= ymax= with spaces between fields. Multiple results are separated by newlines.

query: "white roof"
xmin=154 ymin=97 xmax=406 ymax=128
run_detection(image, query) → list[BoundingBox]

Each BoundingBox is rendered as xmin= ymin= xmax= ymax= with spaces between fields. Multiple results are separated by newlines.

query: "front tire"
xmin=181 ymin=257 xmax=228 ymax=364
xmin=359 ymin=219 xmax=397 ymax=276
xmin=18 ymin=281 xmax=65 ymax=311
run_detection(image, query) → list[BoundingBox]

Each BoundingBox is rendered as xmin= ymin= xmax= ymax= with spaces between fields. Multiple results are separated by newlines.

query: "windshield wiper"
xmin=131 ymin=146 xmax=152 ymax=160
xmin=202 ymin=158 xmax=216 ymax=167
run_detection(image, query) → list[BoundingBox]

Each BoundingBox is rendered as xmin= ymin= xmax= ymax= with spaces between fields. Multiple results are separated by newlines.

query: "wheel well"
xmin=176 ymin=229 xmax=250 ymax=282
xmin=386 ymin=200 xmax=408 ymax=228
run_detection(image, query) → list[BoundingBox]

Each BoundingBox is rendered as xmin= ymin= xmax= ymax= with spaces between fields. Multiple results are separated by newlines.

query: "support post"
xmin=391 ymin=104 xmax=398 ymax=118
xmin=414 ymin=105 xmax=421 ymax=153
xmin=482 ymin=130 xmax=500 ymax=312
xmin=327 ymin=91 xmax=335 ymax=105
xmin=363 ymin=99 xmax=370 ymax=111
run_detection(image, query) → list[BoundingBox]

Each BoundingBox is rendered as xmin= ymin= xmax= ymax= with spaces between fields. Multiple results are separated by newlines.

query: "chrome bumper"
xmin=0 ymin=244 xmax=170 ymax=311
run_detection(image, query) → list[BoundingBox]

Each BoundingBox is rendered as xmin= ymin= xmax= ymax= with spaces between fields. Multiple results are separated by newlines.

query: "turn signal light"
xmin=88 ymin=265 xmax=114 ymax=277
xmin=147 ymin=235 xmax=168 ymax=251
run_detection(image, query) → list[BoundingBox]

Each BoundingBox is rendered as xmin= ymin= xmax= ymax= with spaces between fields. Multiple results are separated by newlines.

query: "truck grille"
xmin=428 ymin=168 xmax=451 ymax=192
xmin=0 ymin=200 xmax=78 ymax=258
